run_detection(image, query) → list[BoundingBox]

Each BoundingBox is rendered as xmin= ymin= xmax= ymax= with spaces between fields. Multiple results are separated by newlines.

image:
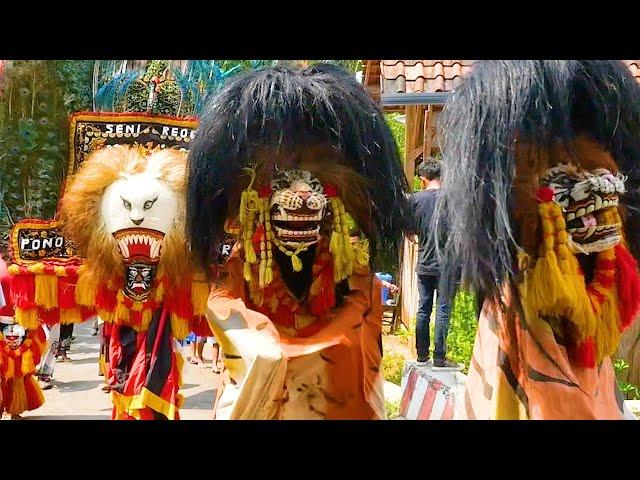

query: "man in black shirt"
xmin=408 ymin=160 xmax=459 ymax=369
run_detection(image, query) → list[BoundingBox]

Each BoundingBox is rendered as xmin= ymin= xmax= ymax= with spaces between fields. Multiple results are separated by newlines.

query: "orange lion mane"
xmin=60 ymin=145 xmax=193 ymax=288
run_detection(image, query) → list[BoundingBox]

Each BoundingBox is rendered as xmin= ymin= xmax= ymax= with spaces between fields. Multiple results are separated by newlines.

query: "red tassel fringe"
xmin=10 ymin=274 xmax=36 ymax=310
xmin=57 ymin=276 xmax=77 ymax=309
xmin=96 ymin=284 xmax=117 ymax=312
xmin=165 ymin=283 xmax=193 ymax=320
xmin=615 ymin=244 xmax=640 ymax=330
xmin=569 ymin=337 xmax=596 ymax=368
xmin=189 ymin=315 xmax=213 ymax=337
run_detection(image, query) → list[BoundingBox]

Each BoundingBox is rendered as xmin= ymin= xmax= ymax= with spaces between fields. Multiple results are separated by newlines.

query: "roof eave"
xmin=380 ymin=92 xmax=450 ymax=106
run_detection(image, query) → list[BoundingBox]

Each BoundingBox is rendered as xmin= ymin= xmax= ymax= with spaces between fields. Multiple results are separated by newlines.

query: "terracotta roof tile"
xmin=377 ymin=60 xmax=640 ymax=96
xmin=380 ymin=60 xmax=475 ymax=94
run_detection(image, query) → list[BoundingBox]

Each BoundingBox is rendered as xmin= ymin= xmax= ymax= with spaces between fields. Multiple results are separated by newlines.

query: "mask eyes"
xmin=309 ymin=179 xmax=323 ymax=192
xmin=143 ymin=197 xmax=158 ymax=211
xmin=121 ymin=197 xmax=132 ymax=211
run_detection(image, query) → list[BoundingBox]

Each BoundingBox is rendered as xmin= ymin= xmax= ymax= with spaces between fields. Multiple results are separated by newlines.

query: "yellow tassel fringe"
xmin=521 ymin=199 xmax=623 ymax=362
xmin=16 ymin=309 xmax=39 ymax=330
xmin=21 ymin=350 xmax=35 ymax=375
xmin=170 ymin=313 xmax=190 ymax=340
xmin=75 ymin=269 xmax=98 ymax=306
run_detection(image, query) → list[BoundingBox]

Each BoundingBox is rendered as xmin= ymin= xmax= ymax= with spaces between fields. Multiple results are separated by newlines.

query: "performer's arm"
xmin=205 ymin=293 xmax=287 ymax=420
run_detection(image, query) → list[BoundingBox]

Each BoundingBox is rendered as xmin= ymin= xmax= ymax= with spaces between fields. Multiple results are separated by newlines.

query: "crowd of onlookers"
xmin=183 ymin=333 xmax=222 ymax=374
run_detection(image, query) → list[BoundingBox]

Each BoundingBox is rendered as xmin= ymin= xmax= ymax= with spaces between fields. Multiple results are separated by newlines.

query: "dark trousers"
xmin=59 ymin=323 xmax=74 ymax=352
xmin=416 ymin=274 xmax=451 ymax=360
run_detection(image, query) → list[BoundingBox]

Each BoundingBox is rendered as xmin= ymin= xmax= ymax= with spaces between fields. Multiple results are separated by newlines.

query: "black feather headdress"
xmin=187 ymin=64 xmax=409 ymax=269
xmin=434 ymin=60 xmax=640 ymax=301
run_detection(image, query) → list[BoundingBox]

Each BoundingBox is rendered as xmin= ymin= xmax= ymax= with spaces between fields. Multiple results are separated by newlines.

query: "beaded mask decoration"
xmin=238 ymin=167 xmax=359 ymax=289
xmin=520 ymin=163 xmax=640 ymax=367
xmin=541 ymin=165 xmax=625 ymax=254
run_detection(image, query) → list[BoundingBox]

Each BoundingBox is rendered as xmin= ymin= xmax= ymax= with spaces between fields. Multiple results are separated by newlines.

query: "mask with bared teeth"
xmin=101 ymin=160 xmax=177 ymax=301
xmin=542 ymin=165 xmax=626 ymax=254
xmin=269 ymin=170 xmax=328 ymax=247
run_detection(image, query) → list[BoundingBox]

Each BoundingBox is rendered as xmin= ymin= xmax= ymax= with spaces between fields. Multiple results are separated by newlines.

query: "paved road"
xmin=11 ymin=320 xmax=220 ymax=420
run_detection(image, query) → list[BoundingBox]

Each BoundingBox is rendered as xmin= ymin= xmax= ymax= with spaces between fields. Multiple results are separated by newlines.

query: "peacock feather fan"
xmin=0 ymin=60 xmax=94 ymax=254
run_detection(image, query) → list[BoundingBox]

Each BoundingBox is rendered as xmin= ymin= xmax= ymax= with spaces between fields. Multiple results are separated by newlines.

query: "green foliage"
xmin=385 ymin=399 xmax=400 ymax=419
xmin=142 ymin=60 xmax=168 ymax=82
xmin=124 ymin=80 xmax=150 ymax=113
xmin=395 ymin=321 xmax=413 ymax=339
xmin=385 ymin=112 xmax=405 ymax=161
xmin=614 ymin=358 xmax=640 ymax=400
xmin=372 ymin=249 xmax=399 ymax=279
xmin=335 ymin=60 xmax=363 ymax=73
xmin=299 ymin=60 xmax=363 ymax=73
xmin=446 ymin=290 xmax=478 ymax=374
xmin=382 ymin=351 xmax=405 ymax=386
xmin=124 ymin=60 xmax=182 ymax=115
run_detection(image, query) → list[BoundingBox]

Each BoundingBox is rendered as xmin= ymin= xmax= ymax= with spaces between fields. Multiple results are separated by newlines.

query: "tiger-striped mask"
xmin=269 ymin=170 xmax=328 ymax=246
xmin=541 ymin=165 xmax=626 ymax=254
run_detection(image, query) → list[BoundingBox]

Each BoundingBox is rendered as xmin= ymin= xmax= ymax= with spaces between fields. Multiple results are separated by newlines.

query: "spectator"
xmin=185 ymin=332 xmax=206 ymax=366
xmin=57 ymin=323 xmax=73 ymax=362
xmin=36 ymin=323 xmax=60 ymax=390
xmin=407 ymin=160 xmax=461 ymax=370
xmin=380 ymin=279 xmax=399 ymax=296
xmin=210 ymin=335 xmax=221 ymax=374
xmin=91 ymin=317 xmax=99 ymax=336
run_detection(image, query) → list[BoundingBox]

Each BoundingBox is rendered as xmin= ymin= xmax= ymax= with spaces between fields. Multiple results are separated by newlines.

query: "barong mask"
xmin=187 ymin=64 xmax=410 ymax=339
xmin=434 ymin=61 xmax=640 ymax=368
xmin=60 ymin=145 xmax=207 ymax=335
xmin=100 ymin=166 xmax=179 ymax=301
xmin=236 ymin=158 xmax=368 ymax=311
xmin=185 ymin=64 xmax=410 ymax=420
xmin=187 ymin=64 xmax=410 ymax=280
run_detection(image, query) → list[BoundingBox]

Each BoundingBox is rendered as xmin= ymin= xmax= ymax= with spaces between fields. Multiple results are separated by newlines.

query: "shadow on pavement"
xmin=61 ymin=356 xmax=101 ymax=366
xmin=53 ymin=379 xmax=103 ymax=393
xmin=24 ymin=414 xmax=111 ymax=420
xmin=66 ymin=344 xmax=99 ymax=355
xmin=182 ymin=388 xmax=217 ymax=410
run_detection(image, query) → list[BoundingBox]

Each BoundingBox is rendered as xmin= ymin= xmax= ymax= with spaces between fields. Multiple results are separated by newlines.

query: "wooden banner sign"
xmin=9 ymin=219 xmax=79 ymax=266
xmin=66 ymin=111 xmax=199 ymax=183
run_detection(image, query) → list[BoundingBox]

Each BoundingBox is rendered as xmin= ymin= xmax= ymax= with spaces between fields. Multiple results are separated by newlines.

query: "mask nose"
xmin=131 ymin=217 xmax=144 ymax=226
xmin=297 ymin=191 xmax=311 ymax=201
